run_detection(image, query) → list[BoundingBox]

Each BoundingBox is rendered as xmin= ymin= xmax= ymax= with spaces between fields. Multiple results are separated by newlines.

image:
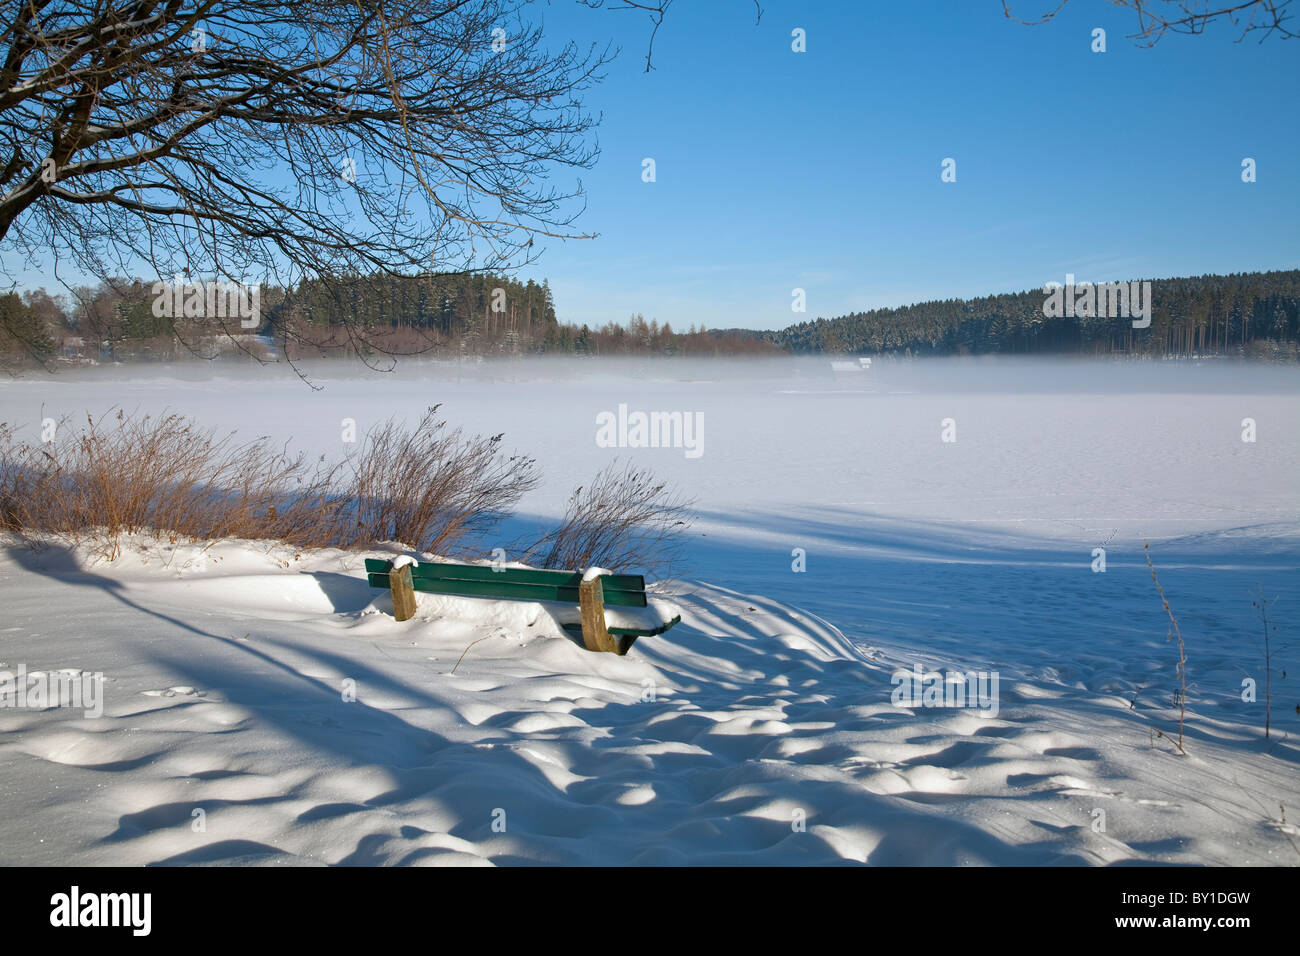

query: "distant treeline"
xmin=4 ymin=268 xmax=1297 ymax=365
xmin=275 ymin=273 xmax=777 ymax=358
xmin=767 ymin=270 xmax=1300 ymax=360
xmin=1 ymin=272 xmax=778 ymax=364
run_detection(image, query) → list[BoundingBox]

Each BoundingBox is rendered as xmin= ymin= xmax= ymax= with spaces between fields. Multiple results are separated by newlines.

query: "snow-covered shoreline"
xmin=0 ymin=527 xmax=1293 ymax=865
xmin=1 ymin=359 xmax=1296 ymax=865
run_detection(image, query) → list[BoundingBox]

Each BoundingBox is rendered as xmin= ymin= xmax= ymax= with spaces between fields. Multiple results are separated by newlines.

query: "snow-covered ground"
xmin=1 ymin=357 xmax=1297 ymax=865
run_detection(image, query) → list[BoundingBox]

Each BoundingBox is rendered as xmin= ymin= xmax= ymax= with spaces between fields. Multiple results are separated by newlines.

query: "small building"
xmin=830 ymin=356 xmax=872 ymax=373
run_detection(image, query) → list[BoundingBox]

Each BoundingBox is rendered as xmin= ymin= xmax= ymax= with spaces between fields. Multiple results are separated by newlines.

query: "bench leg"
xmin=390 ymin=564 xmax=418 ymax=622
xmin=578 ymin=577 xmax=620 ymax=654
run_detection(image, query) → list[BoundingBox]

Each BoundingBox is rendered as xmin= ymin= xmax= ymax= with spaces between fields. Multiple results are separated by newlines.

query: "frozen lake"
xmin=5 ymin=355 xmax=1296 ymax=533
xmin=5 ymin=354 xmax=1298 ymax=659
xmin=1 ymin=356 xmax=1296 ymax=864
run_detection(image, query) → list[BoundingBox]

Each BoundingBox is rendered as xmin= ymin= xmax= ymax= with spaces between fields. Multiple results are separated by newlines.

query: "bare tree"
xmin=0 ymin=1 xmax=612 ymax=354
xmin=1002 ymin=0 xmax=1296 ymax=45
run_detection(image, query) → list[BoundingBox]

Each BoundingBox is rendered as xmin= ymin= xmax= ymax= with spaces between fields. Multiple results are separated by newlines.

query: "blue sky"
xmin=5 ymin=1 xmax=1296 ymax=331
xmin=527 ymin=0 xmax=1300 ymax=330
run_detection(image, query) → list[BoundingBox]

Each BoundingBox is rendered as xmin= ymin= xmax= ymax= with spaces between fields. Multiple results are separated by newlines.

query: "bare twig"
xmin=1144 ymin=541 xmax=1188 ymax=754
xmin=1002 ymin=0 xmax=1297 ymax=45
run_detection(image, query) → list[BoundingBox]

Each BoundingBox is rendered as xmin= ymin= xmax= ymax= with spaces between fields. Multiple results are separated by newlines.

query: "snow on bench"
xmin=364 ymin=558 xmax=681 ymax=655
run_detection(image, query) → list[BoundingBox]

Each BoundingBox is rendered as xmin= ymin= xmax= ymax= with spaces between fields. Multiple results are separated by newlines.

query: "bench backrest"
xmin=364 ymin=559 xmax=648 ymax=608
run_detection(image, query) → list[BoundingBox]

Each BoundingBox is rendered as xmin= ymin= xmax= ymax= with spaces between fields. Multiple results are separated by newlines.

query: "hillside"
xmin=767 ymin=270 xmax=1300 ymax=359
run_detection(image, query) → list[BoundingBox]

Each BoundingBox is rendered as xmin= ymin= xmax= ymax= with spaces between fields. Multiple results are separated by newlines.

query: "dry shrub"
xmin=0 ymin=406 xmax=537 ymax=557
xmin=0 ymin=410 xmax=312 ymax=554
xmin=0 ymin=408 xmax=688 ymax=572
xmin=528 ymin=461 xmax=693 ymax=574
xmin=327 ymin=405 xmax=538 ymax=554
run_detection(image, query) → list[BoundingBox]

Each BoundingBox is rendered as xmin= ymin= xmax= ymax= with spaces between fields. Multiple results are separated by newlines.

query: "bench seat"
xmin=364 ymin=558 xmax=681 ymax=654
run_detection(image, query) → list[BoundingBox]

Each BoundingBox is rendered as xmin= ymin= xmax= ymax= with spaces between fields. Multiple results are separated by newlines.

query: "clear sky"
xmin=5 ymin=1 xmax=1297 ymax=331
xmin=526 ymin=0 xmax=1300 ymax=331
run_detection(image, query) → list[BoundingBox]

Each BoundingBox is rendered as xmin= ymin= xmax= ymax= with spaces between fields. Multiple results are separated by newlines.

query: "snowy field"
xmin=1 ymin=356 xmax=1297 ymax=865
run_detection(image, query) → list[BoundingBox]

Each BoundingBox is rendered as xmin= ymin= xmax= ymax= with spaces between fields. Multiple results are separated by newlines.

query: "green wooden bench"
xmin=364 ymin=558 xmax=681 ymax=655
